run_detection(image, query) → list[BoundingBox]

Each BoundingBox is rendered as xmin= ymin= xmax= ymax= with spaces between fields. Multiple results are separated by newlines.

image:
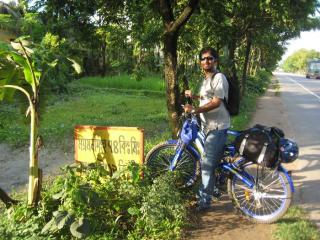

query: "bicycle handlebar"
xmin=185 ymin=96 xmax=192 ymax=105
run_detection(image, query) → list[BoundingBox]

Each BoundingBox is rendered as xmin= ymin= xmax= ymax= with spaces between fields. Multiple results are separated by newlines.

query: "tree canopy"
xmin=0 ymin=0 xmax=319 ymax=134
xmin=282 ymin=49 xmax=320 ymax=73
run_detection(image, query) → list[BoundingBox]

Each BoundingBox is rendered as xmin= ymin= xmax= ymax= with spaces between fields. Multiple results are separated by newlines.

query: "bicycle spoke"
xmin=146 ymin=143 xmax=197 ymax=187
xmin=231 ymin=163 xmax=291 ymax=223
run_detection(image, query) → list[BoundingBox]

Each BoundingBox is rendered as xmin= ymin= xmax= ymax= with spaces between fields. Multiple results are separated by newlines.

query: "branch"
xmin=170 ymin=0 xmax=199 ymax=33
xmin=159 ymin=0 xmax=199 ymax=33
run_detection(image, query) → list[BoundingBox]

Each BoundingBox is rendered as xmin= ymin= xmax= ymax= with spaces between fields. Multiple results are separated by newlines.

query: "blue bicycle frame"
xmin=165 ymin=114 xmax=294 ymax=192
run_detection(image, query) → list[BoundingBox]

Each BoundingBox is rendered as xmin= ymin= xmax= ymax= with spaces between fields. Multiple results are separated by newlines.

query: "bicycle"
xmin=145 ymin=111 xmax=297 ymax=223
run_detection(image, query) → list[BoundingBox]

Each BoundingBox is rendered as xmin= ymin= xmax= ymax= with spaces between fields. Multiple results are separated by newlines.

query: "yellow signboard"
xmin=74 ymin=125 xmax=144 ymax=172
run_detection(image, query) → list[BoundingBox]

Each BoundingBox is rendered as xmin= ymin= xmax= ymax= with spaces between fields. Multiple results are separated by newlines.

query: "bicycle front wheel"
xmin=228 ymin=163 xmax=292 ymax=223
xmin=145 ymin=143 xmax=198 ymax=187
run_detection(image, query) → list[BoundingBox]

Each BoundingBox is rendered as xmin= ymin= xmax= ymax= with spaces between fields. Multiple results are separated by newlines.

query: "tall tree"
xmin=128 ymin=0 xmax=199 ymax=136
xmin=157 ymin=0 xmax=199 ymax=136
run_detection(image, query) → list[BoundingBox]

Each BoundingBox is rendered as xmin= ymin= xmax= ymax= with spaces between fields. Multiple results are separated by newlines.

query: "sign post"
xmin=74 ymin=125 xmax=144 ymax=173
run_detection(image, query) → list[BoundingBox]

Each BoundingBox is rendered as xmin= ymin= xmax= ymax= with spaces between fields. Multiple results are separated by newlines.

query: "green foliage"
xmin=34 ymin=32 xmax=81 ymax=93
xmin=129 ymin=172 xmax=187 ymax=240
xmin=274 ymin=207 xmax=320 ymax=240
xmin=0 ymin=104 xmax=29 ymax=146
xmin=281 ymin=49 xmax=320 ymax=73
xmin=0 ymin=41 xmax=11 ymax=51
xmin=20 ymin=13 xmax=46 ymax=42
xmin=246 ymin=70 xmax=272 ymax=95
xmin=0 ymin=39 xmax=41 ymax=95
xmin=230 ymin=93 xmax=257 ymax=130
xmin=0 ymin=14 xmax=18 ymax=33
xmin=0 ymin=164 xmax=188 ymax=239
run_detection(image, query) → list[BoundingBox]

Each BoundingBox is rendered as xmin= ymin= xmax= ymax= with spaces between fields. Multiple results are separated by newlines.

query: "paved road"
xmin=274 ymin=72 xmax=320 ymax=227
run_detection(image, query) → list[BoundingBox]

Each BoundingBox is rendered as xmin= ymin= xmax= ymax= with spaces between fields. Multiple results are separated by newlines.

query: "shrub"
xmin=0 ymin=163 xmax=188 ymax=239
xmin=247 ymin=69 xmax=272 ymax=95
xmin=130 ymin=172 xmax=187 ymax=240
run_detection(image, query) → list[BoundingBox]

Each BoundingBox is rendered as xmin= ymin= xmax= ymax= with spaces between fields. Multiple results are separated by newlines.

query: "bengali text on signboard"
xmin=74 ymin=125 xmax=144 ymax=172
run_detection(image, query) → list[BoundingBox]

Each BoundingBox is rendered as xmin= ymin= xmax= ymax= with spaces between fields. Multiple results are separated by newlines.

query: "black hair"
xmin=199 ymin=47 xmax=219 ymax=61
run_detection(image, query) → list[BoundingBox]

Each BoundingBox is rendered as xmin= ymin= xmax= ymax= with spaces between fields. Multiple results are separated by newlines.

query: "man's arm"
xmin=184 ymin=97 xmax=222 ymax=114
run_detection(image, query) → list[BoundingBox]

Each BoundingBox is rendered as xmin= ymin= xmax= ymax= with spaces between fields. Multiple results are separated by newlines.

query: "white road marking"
xmin=287 ymin=78 xmax=320 ymax=102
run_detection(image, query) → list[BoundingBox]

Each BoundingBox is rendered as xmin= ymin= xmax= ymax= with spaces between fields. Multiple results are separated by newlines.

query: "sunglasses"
xmin=200 ymin=56 xmax=215 ymax=61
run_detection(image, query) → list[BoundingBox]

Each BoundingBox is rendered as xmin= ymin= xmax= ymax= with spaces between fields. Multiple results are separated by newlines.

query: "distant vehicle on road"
xmin=306 ymin=59 xmax=320 ymax=79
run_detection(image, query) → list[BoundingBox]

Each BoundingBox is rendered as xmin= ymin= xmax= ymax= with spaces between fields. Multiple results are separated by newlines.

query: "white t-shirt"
xmin=199 ymin=72 xmax=230 ymax=133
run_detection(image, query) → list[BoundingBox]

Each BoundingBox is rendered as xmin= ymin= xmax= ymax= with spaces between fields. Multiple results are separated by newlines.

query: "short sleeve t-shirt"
xmin=199 ymin=72 xmax=230 ymax=133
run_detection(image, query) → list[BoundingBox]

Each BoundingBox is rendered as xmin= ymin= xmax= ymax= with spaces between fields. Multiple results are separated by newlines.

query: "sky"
xmin=281 ymin=30 xmax=320 ymax=63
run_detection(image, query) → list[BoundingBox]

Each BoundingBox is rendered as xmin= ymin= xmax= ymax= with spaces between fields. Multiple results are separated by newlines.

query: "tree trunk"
xmin=227 ymin=41 xmax=240 ymax=113
xmin=163 ymin=32 xmax=181 ymax=137
xmin=101 ymin=40 xmax=107 ymax=77
xmin=241 ymin=33 xmax=252 ymax=96
xmin=158 ymin=0 xmax=199 ymax=136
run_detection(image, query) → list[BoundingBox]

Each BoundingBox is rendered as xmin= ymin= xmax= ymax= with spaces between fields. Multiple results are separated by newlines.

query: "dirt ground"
xmin=185 ymin=198 xmax=275 ymax=240
xmin=0 ymin=79 xmax=294 ymax=239
xmin=0 ymin=141 xmax=74 ymax=193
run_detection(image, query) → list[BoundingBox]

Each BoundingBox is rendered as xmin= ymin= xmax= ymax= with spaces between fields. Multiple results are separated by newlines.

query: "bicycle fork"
xmin=169 ymin=141 xmax=186 ymax=171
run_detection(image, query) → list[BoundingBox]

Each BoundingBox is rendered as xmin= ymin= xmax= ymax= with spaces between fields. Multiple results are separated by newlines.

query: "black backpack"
xmin=234 ymin=124 xmax=284 ymax=168
xmin=224 ymin=75 xmax=239 ymax=116
xmin=212 ymin=72 xmax=239 ymax=116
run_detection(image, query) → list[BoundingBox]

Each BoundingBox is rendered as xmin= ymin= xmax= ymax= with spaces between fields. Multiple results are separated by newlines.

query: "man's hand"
xmin=185 ymin=90 xmax=192 ymax=98
xmin=184 ymin=104 xmax=193 ymax=113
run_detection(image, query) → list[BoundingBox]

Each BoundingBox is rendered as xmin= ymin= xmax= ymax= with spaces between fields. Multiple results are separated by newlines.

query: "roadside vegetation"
xmin=274 ymin=206 xmax=320 ymax=240
xmin=0 ymin=164 xmax=189 ymax=240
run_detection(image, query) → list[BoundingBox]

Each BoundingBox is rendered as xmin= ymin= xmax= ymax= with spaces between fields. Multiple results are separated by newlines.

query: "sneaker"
xmin=212 ymin=188 xmax=222 ymax=201
xmin=196 ymin=203 xmax=212 ymax=212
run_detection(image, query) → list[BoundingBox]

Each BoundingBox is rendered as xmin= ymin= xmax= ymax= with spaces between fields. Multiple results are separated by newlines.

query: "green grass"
xmin=274 ymin=206 xmax=320 ymax=240
xmin=0 ymin=89 xmax=169 ymax=150
xmin=72 ymin=74 xmax=166 ymax=92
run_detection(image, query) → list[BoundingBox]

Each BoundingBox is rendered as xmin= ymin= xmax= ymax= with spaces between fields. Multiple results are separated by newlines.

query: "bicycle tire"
xmin=227 ymin=163 xmax=292 ymax=223
xmin=145 ymin=142 xmax=199 ymax=187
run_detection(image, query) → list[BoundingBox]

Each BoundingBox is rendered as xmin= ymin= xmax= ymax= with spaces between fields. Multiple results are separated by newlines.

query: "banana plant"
xmin=0 ymin=38 xmax=81 ymax=205
xmin=1 ymin=39 xmax=47 ymax=205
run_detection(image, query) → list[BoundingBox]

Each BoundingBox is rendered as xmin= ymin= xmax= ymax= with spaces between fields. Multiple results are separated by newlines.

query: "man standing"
xmin=184 ymin=47 xmax=230 ymax=211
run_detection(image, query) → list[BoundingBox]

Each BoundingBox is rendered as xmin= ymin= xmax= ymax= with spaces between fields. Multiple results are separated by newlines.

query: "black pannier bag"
xmin=234 ymin=124 xmax=284 ymax=168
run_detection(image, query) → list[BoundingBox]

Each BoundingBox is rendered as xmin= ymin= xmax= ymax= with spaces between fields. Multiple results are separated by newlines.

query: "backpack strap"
xmin=239 ymin=134 xmax=249 ymax=155
xmin=257 ymin=142 xmax=268 ymax=164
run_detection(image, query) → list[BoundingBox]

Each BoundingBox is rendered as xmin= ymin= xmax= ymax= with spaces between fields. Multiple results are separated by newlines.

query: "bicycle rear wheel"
xmin=145 ymin=143 xmax=198 ymax=187
xmin=228 ymin=163 xmax=292 ymax=223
